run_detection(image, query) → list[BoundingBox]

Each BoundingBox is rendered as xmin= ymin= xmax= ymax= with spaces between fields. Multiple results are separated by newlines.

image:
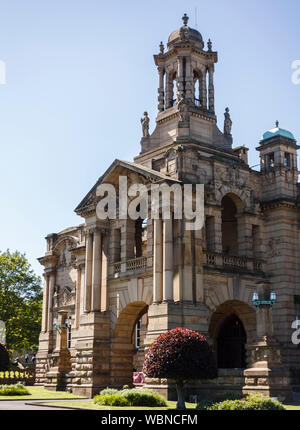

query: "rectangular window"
xmin=284 ymin=152 xmax=291 ymax=167
xmin=135 ymin=319 xmax=141 ymax=349
xmin=268 ymin=153 xmax=275 ymax=168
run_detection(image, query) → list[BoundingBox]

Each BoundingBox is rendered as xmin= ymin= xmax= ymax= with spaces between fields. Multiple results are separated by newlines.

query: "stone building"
xmin=36 ymin=15 xmax=300 ymax=402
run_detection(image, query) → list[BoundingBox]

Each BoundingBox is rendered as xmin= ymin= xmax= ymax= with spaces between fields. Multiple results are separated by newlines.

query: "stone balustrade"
xmin=110 ymin=256 xmax=151 ymax=278
xmin=205 ymin=252 xmax=264 ymax=273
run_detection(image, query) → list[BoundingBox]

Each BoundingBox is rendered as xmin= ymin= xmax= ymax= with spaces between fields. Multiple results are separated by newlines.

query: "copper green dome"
xmin=261 ymin=122 xmax=295 ymax=142
xmin=167 ymin=14 xmax=204 ymax=50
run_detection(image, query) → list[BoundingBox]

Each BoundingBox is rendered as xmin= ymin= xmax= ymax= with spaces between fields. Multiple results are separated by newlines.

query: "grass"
xmin=0 ymin=386 xmax=87 ymax=400
xmin=42 ymin=400 xmax=197 ymax=410
xmin=42 ymin=400 xmax=300 ymax=411
xmin=283 ymin=404 xmax=300 ymax=410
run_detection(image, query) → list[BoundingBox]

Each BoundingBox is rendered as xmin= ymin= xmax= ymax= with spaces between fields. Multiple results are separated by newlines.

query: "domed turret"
xmin=167 ymin=13 xmax=204 ymax=50
xmin=261 ymin=121 xmax=295 ymax=142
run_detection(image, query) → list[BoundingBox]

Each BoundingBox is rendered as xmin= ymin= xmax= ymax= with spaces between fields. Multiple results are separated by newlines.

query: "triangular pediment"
xmin=75 ymin=159 xmax=181 ymax=215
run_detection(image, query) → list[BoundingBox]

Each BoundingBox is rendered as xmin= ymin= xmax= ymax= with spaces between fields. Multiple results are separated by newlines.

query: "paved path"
xmin=0 ymin=398 xmax=91 ymax=410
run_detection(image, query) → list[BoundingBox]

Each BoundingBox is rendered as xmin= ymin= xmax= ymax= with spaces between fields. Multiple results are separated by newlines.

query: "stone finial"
xmin=207 ymin=39 xmax=212 ymax=52
xmin=224 ymin=107 xmax=232 ymax=136
xmin=141 ymin=112 xmax=150 ymax=138
xmin=159 ymin=41 xmax=164 ymax=54
xmin=182 ymin=13 xmax=189 ymax=26
xmin=276 ymin=120 xmax=279 ymax=128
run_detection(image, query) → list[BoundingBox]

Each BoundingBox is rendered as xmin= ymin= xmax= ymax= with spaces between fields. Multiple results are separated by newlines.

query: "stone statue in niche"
xmin=141 ymin=112 xmax=150 ymax=138
xmin=177 ymin=94 xmax=190 ymax=123
xmin=224 ymin=107 xmax=232 ymax=136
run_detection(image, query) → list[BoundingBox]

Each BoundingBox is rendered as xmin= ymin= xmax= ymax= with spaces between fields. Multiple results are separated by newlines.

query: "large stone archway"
xmin=209 ymin=300 xmax=256 ymax=369
xmin=111 ymin=301 xmax=148 ymax=387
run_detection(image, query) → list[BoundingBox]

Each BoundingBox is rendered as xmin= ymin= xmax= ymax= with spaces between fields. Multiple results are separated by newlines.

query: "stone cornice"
xmin=260 ymin=198 xmax=297 ymax=211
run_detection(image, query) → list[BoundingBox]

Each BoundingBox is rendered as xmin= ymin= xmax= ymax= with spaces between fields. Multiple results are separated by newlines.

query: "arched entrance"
xmin=209 ymin=300 xmax=256 ymax=370
xmin=217 ymin=314 xmax=246 ymax=369
xmin=111 ymin=301 xmax=148 ymax=387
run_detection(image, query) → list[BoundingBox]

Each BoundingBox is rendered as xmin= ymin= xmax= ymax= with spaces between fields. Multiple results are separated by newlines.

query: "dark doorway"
xmin=217 ymin=314 xmax=246 ymax=369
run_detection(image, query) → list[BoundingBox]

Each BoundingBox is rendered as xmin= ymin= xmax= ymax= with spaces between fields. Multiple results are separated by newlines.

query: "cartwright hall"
xmin=36 ymin=15 xmax=300 ymax=402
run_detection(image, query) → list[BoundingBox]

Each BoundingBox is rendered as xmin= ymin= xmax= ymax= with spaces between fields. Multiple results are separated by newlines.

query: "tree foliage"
xmin=143 ymin=327 xmax=217 ymax=381
xmin=0 ymin=250 xmax=42 ymax=354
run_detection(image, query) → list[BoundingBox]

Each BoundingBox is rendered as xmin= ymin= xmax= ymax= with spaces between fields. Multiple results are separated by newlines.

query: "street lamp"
xmin=54 ymin=316 xmax=72 ymax=329
xmin=252 ymin=290 xmax=277 ymax=309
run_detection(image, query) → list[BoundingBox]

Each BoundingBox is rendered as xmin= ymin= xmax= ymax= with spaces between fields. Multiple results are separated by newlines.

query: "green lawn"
xmin=43 ymin=400 xmax=300 ymax=411
xmin=283 ymin=404 xmax=300 ymax=410
xmin=0 ymin=386 xmax=87 ymax=401
xmin=43 ymin=400 xmax=197 ymax=410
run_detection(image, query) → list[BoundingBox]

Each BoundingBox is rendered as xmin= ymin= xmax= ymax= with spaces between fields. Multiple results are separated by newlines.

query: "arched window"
xmin=171 ymin=71 xmax=177 ymax=106
xmin=221 ymin=195 xmax=238 ymax=255
xmin=193 ymin=70 xmax=201 ymax=106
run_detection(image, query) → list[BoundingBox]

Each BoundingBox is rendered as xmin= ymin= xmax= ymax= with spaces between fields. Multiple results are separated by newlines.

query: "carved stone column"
xmin=165 ymin=71 xmax=172 ymax=109
xmin=176 ymin=56 xmax=184 ymax=101
xmin=91 ymin=229 xmax=102 ymax=311
xmin=153 ymin=219 xmax=163 ymax=303
xmin=208 ymin=65 xmax=215 ymax=112
xmin=84 ymin=231 xmax=93 ymax=312
xmin=163 ymin=218 xmax=173 ymax=302
xmin=75 ymin=263 xmax=84 ymax=328
xmin=101 ymin=232 xmax=109 ymax=312
xmin=201 ymin=67 xmax=207 ymax=110
xmin=41 ymin=273 xmax=49 ymax=333
xmin=237 ymin=214 xmax=253 ymax=257
xmin=47 ymin=269 xmax=56 ymax=343
xmin=158 ymin=66 xmax=165 ymax=112
xmin=185 ymin=57 xmax=193 ymax=102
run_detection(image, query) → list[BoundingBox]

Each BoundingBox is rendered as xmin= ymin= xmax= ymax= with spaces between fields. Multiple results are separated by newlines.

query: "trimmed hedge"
xmin=99 ymin=387 xmax=119 ymax=396
xmin=120 ymin=388 xmax=167 ymax=407
xmin=94 ymin=387 xmax=167 ymax=407
xmin=94 ymin=393 xmax=130 ymax=407
xmin=0 ymin=383 xmax=30 ymax=396
xmin=196 ymin=393 xmax=285 ymax=410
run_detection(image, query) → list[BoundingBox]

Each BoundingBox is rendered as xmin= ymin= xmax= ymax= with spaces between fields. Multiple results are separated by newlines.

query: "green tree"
xmin=0 ymin=250 xmax=42 ymax=354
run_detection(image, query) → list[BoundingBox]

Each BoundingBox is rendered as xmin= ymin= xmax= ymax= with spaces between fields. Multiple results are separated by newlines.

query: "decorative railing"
xmin=112 ymin=262 xmax=121 ymax=275
xmin=110 ymin=256 xmax=150 ymax=278
xmin=205 ymin=252 xmax=263 ymax=273
xmin=223 ymin=255 xmax=247 ymax=269
xmin=0 ymin=369 xmax=35 ymax=386
xmin=126 ymin=256 xmax=147 ymax=272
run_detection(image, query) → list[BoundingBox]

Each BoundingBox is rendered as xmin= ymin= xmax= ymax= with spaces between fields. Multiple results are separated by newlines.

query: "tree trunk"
xmin=176 ymin=380 xmax=186 ymax=410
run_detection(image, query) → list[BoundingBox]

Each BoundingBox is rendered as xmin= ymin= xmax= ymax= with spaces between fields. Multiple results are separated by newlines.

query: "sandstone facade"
xmin=36 ymin=15 xmax=300 ymax=402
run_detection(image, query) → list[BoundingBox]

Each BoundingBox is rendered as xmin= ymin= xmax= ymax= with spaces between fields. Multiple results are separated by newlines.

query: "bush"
xmin=196 ymin=393 xmax=285 ymax=410
xmin=99 ymin=387 xmax=119 ymax=396
xmin=94 ymin=393 xmax=130 ymax=407
xmin=93 ymin=387 xmax=167 ymax=407
xmin=0 ymin=383 xmax=30 ymax=396
xmin=120 ymin=388 xmax=167 ymax=407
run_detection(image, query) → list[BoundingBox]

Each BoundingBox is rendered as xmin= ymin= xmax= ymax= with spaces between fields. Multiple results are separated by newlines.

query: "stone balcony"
xmin=109 ymin=256 xmax=153 ymax=279
xmin=204 ymin=252 xmax=264 ymax=274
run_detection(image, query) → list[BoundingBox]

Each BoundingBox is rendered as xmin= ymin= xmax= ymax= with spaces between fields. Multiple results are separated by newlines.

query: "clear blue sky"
xmin=0 ymin=0 xmax=299 ymax=277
